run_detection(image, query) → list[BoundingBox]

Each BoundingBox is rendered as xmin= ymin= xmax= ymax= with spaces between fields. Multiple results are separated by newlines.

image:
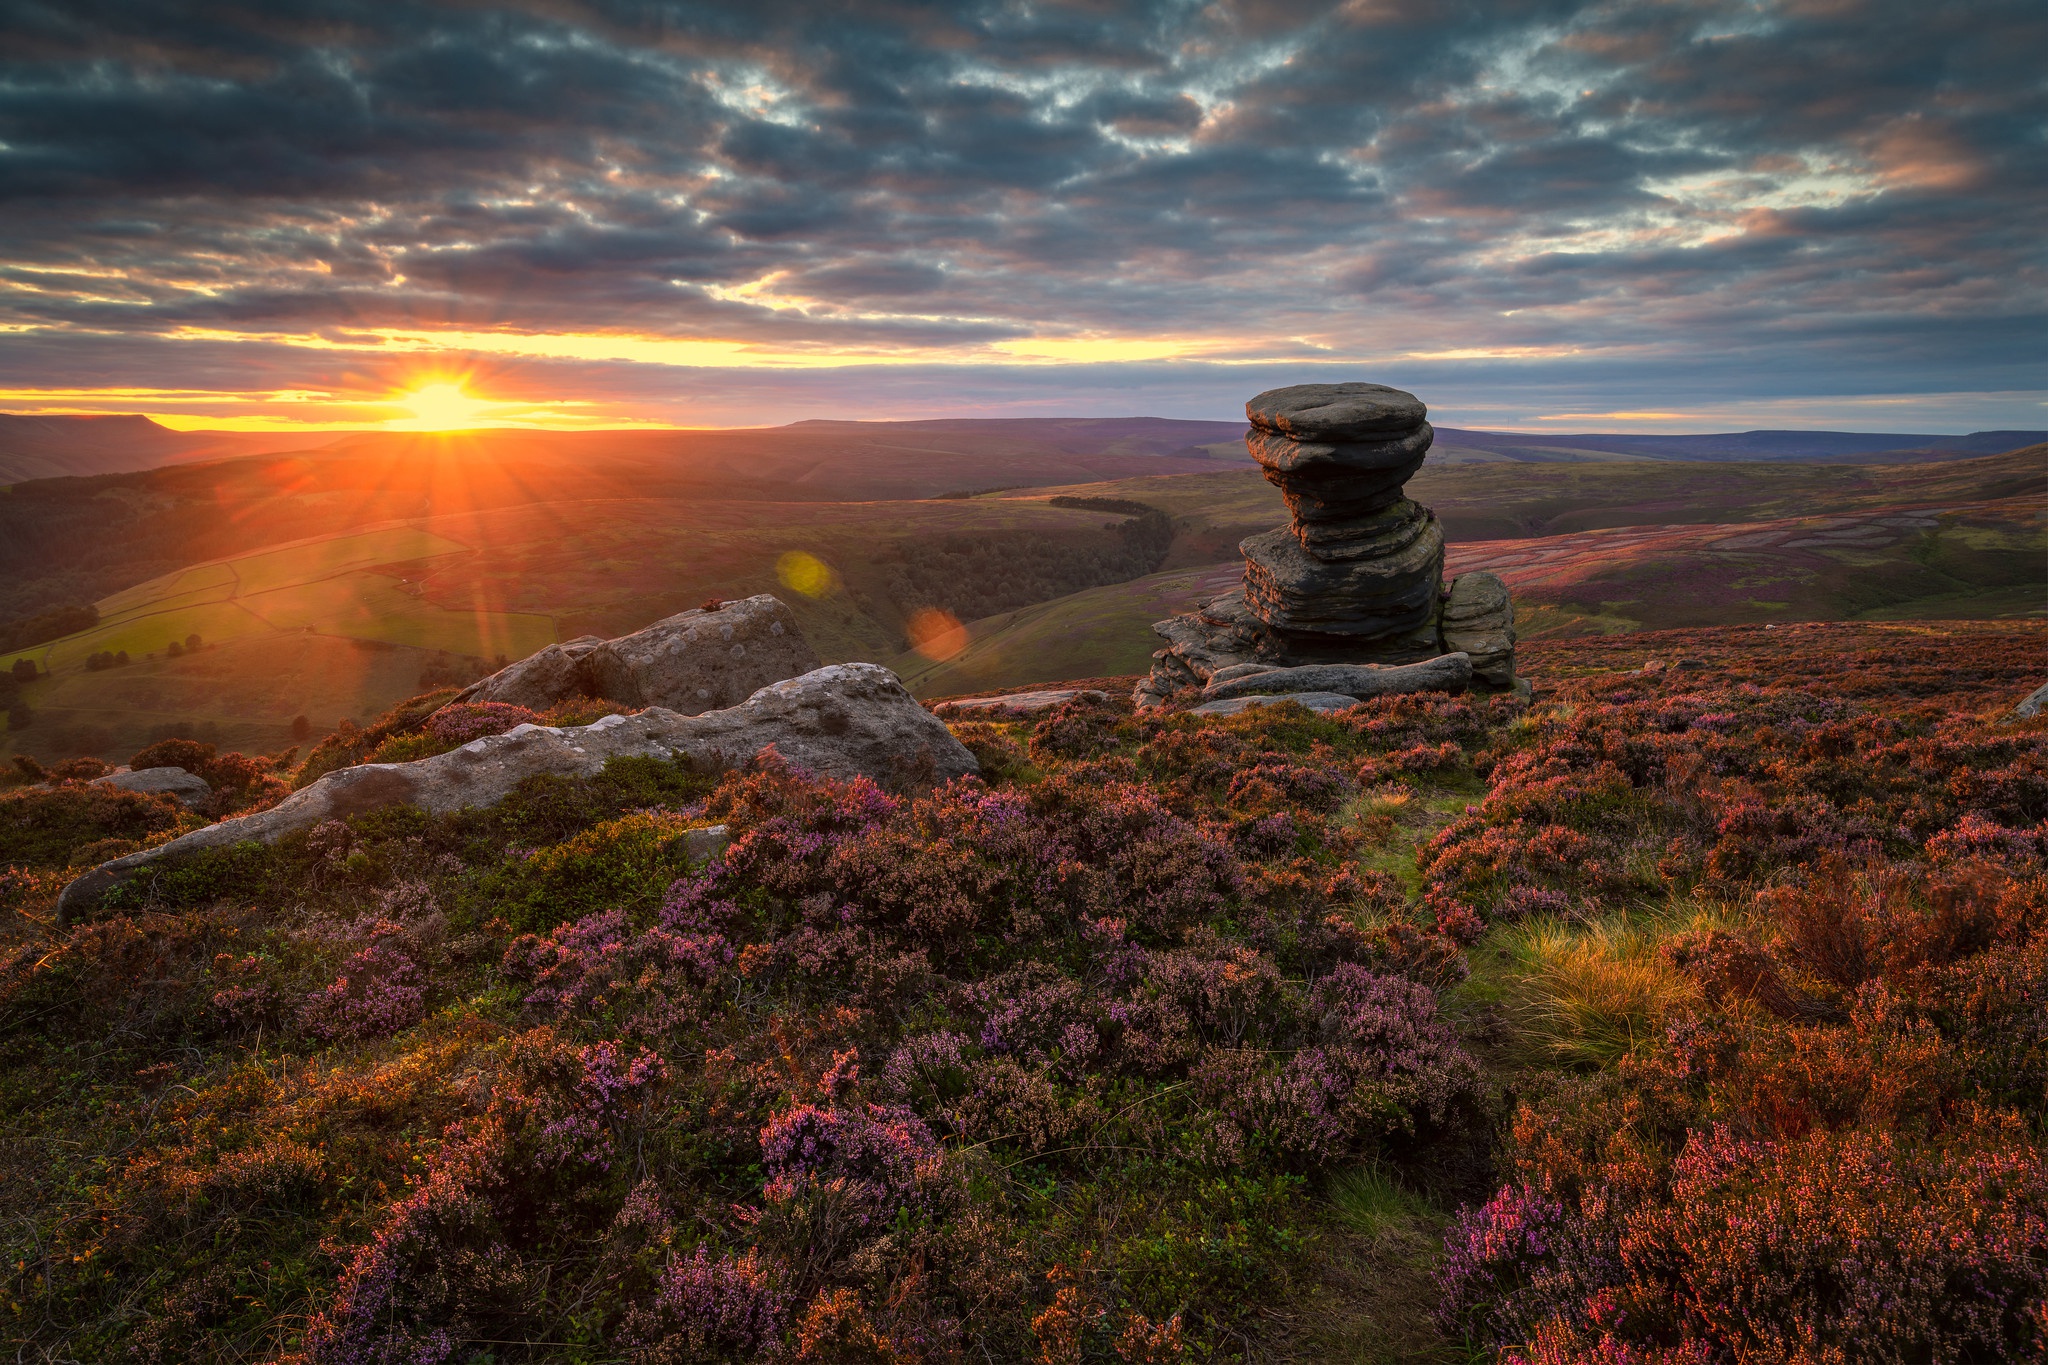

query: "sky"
xmin=0 ymin=0 xmax=2043 ymax=434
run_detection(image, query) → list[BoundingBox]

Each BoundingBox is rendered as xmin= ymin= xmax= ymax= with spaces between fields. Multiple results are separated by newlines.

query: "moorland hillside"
xmin=0 ymin=620 xmax=2043 ymax=1361
xmin=3 ymin=439 xmax=2040 ymax=761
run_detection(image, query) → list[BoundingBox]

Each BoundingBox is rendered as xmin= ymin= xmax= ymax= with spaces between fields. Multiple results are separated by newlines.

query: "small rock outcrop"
xmin=932 ymin=688 xmax=1108 ymax=718
xmin=92 ymin=766 xmax=212 ymax=807
xmin=1439 ymin=572 xmax=1517 ymax=688
xmin=59 ymin=663 xmax=974 ymax=922
xmin=455 ymin=595 xmax=821 ymax=715
xmin=1188 ymin=692 xmax=1364 ymax=717
xmin=2014 ymin=681 xmax=2048 ymax=721
xmin=1136 ymin=382 xmax=1518 ymax=708
xmin=1198 ymin=653 xmax=1473 ymax=704
xmin=459 ymin=636 xmax=607 ymax=709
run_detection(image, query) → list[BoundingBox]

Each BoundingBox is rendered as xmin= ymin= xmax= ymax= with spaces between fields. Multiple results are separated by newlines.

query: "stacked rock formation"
xmin=1136 ymin=382 xmax=1518 ymax=708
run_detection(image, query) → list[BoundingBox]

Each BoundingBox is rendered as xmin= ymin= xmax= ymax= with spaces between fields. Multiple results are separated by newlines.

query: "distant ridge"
xmin=1430 ymin=427 xmax=2046 ymax=464
xmin=0 ymin=413 xmax=349 ymax=483
xmin=7 ymin=412 xmax=2040 ymax=487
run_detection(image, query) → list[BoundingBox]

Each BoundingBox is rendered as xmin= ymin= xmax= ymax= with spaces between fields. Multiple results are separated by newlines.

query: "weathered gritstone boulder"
xmin=452 ymin=596 xmax=820 ymax=715
xmin=1138 ymin=380 xmax=1519 ymax=709
xmin=1198 ymin=653 xmax=1473 ymax=704
xmin=586 ymin=595 xmax=820 ymax=713
xmin=1245 ymin=426 xmax=1433 ymax=523
xmin=92 ymin=766 xmax=212 ymax=807
xmin=1240 ymin=514 xmax=1445 ymax=638
xmin=456 ymin=636 xmax=606 ymax=708
xmin=58 ymin=663 xmax=974 ymax=923
xmin=2013 ymin=680 xmax=2048 ymax=721
xmin=1439 ymin=572 xmax=1517 ymax=688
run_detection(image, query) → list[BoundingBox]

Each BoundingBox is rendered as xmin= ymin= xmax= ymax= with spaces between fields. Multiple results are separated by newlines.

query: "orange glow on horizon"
xmin=390 ymin=381 xmax=497 ymax=431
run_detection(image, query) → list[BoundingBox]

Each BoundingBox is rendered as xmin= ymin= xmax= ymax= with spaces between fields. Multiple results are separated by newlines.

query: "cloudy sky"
xmin=1 ymin=0 xmax=2042 ymax=432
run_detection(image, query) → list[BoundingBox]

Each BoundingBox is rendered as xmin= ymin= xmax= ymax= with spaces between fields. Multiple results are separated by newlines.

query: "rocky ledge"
xmin=58 ymin=663 xmax=974 ymax=923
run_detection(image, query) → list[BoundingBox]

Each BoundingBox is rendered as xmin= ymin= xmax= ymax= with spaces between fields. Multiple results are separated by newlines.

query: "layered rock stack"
xmin=1135 ymin=381 xmax=1518 ymax=708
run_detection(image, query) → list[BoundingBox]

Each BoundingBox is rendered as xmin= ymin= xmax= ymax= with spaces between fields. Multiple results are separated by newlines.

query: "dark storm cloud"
xmin=0 ymin=0 xmax=2042 ymax=420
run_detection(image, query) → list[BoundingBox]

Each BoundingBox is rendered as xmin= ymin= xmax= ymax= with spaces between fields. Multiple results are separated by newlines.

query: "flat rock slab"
xmin=932 ymin=689 xmax=1107 ymax=718
xmin=92 ymin=766 xmax=212 ymax=807
xmin=1200 ymin=653 xmax=1474 ymax=703
xmin=1189 ymin=692 xmax=1362 ymax=717
xmin=59 ymin=663 xmax=974 ymax=923
xmin=1247 ymin=383 xmax=1427 ymax=442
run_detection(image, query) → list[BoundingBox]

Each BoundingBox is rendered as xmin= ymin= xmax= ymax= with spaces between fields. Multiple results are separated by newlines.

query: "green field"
xmin=891 ymin=562 xmax=1243 ymax=697
xmin=9 ymin=525 xmax=562 ymax=760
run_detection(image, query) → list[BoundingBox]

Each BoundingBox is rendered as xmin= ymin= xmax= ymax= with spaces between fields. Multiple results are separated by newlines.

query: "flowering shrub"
xmin=6 ymin=621 xmax=2043 ymax=1362
xmin=1431 ymin=623 xmax=2048 ymax=1364
xmin=425 ymin=701 xmax=543 ymax=745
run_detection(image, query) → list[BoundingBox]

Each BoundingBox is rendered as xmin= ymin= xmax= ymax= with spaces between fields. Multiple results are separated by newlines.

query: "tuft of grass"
xmin=1327 ymin=1163 xmax=1433 ymax=1242
xmin=1502 ymin=911 xmax=1703 ymax=1068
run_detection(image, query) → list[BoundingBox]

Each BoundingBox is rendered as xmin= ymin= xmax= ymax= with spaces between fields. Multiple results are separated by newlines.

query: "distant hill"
xmin=0 ymin=414 xmax=348 ymax=483
xmin=1429 ymin=427 xmax=2046 ymax=464
xmin=11 ymin=411 xmax=2039 ymax=488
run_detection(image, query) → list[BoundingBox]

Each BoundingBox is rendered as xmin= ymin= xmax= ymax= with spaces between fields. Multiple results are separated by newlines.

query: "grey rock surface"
xmin=933 ymin=688 xmax=1107 ymax=718
xmin=1241 ymin=518 xmax=1445 ymax=638
xmin=452 ymin=597 xmax=819 ymax=716
xmin=457 ymin=637 xmax=607 ymax=709
xmin=1290 ymin=498 xmax=1435 ymax=560
xmin=585 ymin=594 xmax=821 ymax=715
xmin=1189 ymin=692 xmax=1362 ymax=717
xmin=1440 ymin=571 xmax=1518 ymax=688
xmin=92 ymin=766 xmax=212 ymax=807
xmin=59 ymin=663 xmax=972 ymax=922
xmin=1199 ymin=652 xmax=1473 ymax=703
xmin=1246 ymin=383 xmax=1427 ymax=442
xmin=2015 ymin=680 xmax=2048 ymax=720
xmin=1244 ymin=423 xmax=1435 ymax=475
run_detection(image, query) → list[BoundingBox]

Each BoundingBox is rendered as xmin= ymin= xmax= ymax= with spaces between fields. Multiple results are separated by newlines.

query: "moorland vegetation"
xmin=0 ymin=620 xmax=2043 ymax=1362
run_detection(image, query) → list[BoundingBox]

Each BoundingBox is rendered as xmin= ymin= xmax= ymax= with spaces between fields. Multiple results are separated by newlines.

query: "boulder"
xmin=584 ymin=595 xmax=821 ymax=714
xmin=933 ymin=688 xmax=1107 ymax=718
xmin=451 ymin=597 xmax=821 ymax=716
xmin=1246 ymin=383 xmax=1427 ymax=442
xmin=1439 ymin=571 xmax=1517 ymax=688
xmin=58 ymin=663 xmax=974 ymax=923
xmin=1189 ymin=692 xmax=1362 ymax=717
xmin=456 ymin=636 xmax=607 ymax=708
xmin=1199 ymin=652 xmax=1473 ymax=704
xmin=2014 ymin=681 xmax=2048 ymax=721
xmin=92 ymin=766 xmax=212 ymax=808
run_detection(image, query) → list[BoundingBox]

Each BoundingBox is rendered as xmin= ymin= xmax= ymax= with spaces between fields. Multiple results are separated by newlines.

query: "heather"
xmin=0 ymin=621 xmax=2044 ymax=1361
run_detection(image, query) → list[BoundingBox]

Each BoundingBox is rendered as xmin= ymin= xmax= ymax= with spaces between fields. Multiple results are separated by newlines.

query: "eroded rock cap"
xmin=1246 ymin=383 xmax=1427 ymax=442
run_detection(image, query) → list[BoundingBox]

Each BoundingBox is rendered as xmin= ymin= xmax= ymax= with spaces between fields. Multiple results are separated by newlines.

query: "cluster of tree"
xmin=884 ymin=501 xmax=1174 ymax=626
xmin=0 ymin=603 xmax=97 ymax=655
xmin=83 ymin=650 xmax=132 ymax=671
xmin=163 ymin=633 xmax=203 ymax=657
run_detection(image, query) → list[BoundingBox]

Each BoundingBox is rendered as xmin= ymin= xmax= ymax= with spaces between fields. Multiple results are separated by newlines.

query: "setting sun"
xmin=394 ymin=381 xmax=494 ymax=430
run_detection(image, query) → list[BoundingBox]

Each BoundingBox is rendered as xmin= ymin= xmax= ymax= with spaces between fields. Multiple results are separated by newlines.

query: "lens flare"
xmin=906 ymin=607 xmax=968 ymax=661
xmin=776 ymin=551 xmax=840 ymax=598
